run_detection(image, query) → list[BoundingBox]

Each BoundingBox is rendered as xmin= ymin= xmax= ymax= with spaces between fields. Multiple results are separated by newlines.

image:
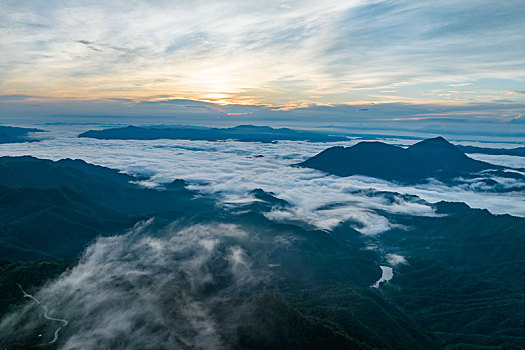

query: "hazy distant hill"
xmin=457 ymin=144 xmax=525 ymax=157
xmin=300 ymin=136 xmax=502 ymax=183
xmin=79 ymin=124 xmax=348 ymax=143
xmin=0 ymin=125 xmax=43 ymax=143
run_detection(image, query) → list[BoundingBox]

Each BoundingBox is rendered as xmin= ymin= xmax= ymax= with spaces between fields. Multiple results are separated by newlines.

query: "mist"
xmin=0 ymin=130 xmax=523 ymax=236
xmin=0 ymin=220 xmax=270 ymax=349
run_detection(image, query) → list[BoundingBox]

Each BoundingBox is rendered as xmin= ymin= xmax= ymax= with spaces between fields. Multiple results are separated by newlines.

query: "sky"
xmin=0 ymin=0 xmax=524 ymax=123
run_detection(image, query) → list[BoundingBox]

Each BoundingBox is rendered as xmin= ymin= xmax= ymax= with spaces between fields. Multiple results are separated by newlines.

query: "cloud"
xmin=1 ymin=129 xmax=523 ymax=237
xmin=467 ymin=154 xmax=525 ymax=170
xmin=386 ymin=254 xmax=407 ymax=266
xmin=1 ymin=96 xmax=525 ymax=136
xmin=0 ymin=221 xmax=268 ymax=349
xmin=0 ymin=1 xmax=523 ymax=105
xmin=448 ymin=83 xmax=472 ymax=87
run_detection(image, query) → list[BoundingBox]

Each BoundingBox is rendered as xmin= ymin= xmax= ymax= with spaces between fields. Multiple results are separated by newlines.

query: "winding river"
xmin=371 ymin=266 xmax=393 ymax=288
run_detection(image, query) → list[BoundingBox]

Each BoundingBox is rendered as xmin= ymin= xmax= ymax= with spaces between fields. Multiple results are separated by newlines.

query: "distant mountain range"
xmin=0 ymin=125 xmax=43 ymax=143
xmin=457 ymin=144 xmax=525 ymax=157
xmin=78 ymin=124 xmax=525 ymax=159
xmin=3 ymin=124 xmax=524 ymax=162
xmin=78 ymin=124 xmax=348 ymax=142
xmin=299 ymin=136 xmax=515 ymax=183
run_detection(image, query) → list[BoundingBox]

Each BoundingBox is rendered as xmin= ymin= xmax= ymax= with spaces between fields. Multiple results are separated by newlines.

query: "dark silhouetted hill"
xmin=0 ymin=156 xmax=216 ymax=263
xmin=0 ymin=156 xmax=211 ymax=216
xmin=300 ymin=137 xmax=500 ymax=182
xmin=0 ymin=185 xmax=136 ymax=261
xmin=0 ymin=125 xmax=44 ymax=143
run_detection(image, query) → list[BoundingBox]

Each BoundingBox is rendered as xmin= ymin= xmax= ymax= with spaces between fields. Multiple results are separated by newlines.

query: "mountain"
xmin=0 ymin=185 xmax=136 ymax=261
xmin=1 ymin=208 xmax=438 ymax=350
xmin=0 ymin=156 xmax=212 ymax=216
xmin=456 ymin=144 xmax=525 ymax=157
xmin=0 ymin=156 xmax=436 ymax=349
xmin=0 ymin=155 xmax=217 ymax=263
xmin=78 ymin=124 xmax=348 ymax=143
xmin=0 ymin=125 xmax=44 ymax=143
xmin=1 ymin=154 xmax=524 ymax=349
xmin=375 ymin=202 xmax=525 ymax=347
xmin=299 ymin=136 xmax=501 ymax=183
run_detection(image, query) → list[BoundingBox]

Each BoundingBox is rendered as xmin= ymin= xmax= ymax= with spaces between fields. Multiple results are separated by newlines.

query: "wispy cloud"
xmin=0 ymin=221 xmax=267 ymax=348
xmin=0 ymin=1 xmax=523 ymax=106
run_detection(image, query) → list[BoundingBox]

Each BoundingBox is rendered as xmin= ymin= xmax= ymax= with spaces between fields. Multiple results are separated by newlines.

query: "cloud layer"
xmin=1 ymin=1 xmax=524 ymax=106
xmin=1 ymin=127 xmax=523 ymax=235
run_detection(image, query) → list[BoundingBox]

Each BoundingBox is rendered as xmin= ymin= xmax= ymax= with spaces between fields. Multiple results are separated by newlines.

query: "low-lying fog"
xmin=1 ymin=125 xmax=523 ymax=235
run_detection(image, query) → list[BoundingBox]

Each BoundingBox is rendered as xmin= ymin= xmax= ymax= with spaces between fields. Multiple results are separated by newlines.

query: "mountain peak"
xmin=407 ymin=136 xmax=460 ymax=156
xmin=409 ymin=136 xmax=452 ymax=148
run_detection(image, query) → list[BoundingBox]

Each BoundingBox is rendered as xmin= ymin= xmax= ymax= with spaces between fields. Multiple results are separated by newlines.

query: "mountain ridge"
xmin=78 ymin=124 xmax=348 ymax=143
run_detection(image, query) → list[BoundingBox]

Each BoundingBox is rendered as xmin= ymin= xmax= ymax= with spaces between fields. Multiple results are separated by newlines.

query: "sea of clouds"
xmin=0 ymin=125 xmax=523 ymax=235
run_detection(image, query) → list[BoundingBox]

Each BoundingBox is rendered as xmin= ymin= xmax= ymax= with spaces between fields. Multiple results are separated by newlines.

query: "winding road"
xmin=16 ymin=283 xmax=69 ymax=344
